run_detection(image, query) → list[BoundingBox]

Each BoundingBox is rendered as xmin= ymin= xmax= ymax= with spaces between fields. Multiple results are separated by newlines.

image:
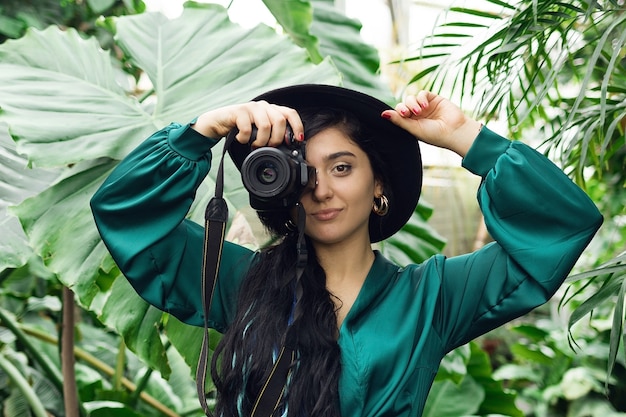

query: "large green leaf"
xmin=423 ymin=374 xmax=484 ymax=417
xmin=114 ymin=2 xmax=339 ymax=125
xmin=435 ymin=344 xmax=471 ymax=384
xmin=164 ymin=317 xmax=206 ymax=377
xmin=0 ymin=123 xmax=60 ymax=271
xmin=0 ymin=30 xmax=150 ymax=167
xmin=100 ymin=275 xmax=171 ymax=377
xmin=266 ymin=0 xmax=395 ymax=103
xmin=12 ymin=160 xmax=116 ymax=306
xmin=405 ymin=0 xmax=626 ymax=179
xmin=428 ymin=342 xmax=522 ymax=417
xmin=467 ymin=342 xmax=523 ymax=417
xmin=380 ymin=200 xmax=447 ymax=266
xmin=310 ymin=0 xmax=394 ymax=102
xmin=263 ymin=0 xmax=323 ymax=62
xmin=566 ymin=253 xmax=626 ymax=386
xmin=0 ymin=5 xmax=339 ymax=167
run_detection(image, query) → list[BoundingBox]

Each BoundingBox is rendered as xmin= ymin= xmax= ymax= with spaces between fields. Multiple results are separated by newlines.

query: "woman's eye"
xmin=333 ymin=164 xmax=352 ymax=174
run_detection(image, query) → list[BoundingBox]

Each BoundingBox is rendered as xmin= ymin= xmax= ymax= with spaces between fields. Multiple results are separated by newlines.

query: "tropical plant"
xmin=0 ymin=0 xmax=146 ymax=83
xmin=425 ymin=341 xmax=523 ymax=417
xmin=486 ymin=319 xmax=626 ymax=417
xmin=0 ymin=0 xmax=146 ymax=42
xmin=397 ymin=0 xmax=625 ymax=412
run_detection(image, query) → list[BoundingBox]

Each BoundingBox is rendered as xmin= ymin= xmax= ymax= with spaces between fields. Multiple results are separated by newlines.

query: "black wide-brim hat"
xmin=228 ymin=84 xmax=422 ymax=243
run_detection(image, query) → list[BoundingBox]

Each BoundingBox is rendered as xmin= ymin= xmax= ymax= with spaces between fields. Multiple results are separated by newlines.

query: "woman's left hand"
xmin=381 ymin=91 xmax=482 ymax=157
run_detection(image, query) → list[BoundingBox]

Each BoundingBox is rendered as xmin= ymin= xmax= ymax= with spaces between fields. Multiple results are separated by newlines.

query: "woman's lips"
xmin=311 ymin=208 xmax=342 ymax=221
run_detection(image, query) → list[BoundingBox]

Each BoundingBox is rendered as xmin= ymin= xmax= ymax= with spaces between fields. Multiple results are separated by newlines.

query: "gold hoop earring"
xmin=373 ymin=195 xmax=389 ymax=216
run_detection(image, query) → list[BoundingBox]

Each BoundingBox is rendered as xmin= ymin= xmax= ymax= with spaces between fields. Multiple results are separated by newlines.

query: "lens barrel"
xmin=241 ymin=147 xmax=296 ymax=200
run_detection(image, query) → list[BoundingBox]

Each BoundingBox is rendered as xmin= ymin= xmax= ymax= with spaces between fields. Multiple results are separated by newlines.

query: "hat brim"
xmin=227 ymin=84 xmax=422 ymax=243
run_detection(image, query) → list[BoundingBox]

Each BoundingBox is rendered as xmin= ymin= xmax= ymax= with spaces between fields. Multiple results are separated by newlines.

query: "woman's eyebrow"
xmin=324 ymin=151 xmax=357 ymax=161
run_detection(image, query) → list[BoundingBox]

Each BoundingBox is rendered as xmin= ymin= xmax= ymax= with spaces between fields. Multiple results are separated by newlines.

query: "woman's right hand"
xmin=191 ymin=101 xmax=304 ymax=148
xmin=381 ymin=91 xmax=482 ymax=158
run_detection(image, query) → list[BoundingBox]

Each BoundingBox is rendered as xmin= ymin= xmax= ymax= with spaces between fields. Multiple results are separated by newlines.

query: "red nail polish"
xmin=298 ymin=132 xmax=304 ymax=141
xmin=381 ymin=112 xmax=391 ymax=120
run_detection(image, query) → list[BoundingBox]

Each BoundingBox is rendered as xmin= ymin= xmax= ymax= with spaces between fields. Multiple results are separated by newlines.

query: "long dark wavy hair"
xmin=211 ymin=107 xmax=391 ymax=417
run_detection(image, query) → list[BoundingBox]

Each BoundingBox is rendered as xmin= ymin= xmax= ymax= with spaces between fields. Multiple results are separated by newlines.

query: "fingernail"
xmin=298 ymin=132 xmax=304 ymax=141
xmin=381 ymin=112 xmax=391 ymax=120
xmin=412 ymin=107 xmax=421 ymax=114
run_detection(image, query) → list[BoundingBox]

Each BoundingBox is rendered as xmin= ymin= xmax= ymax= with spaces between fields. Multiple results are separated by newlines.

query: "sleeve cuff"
xmin=461 ymin=126 xmax=512 ymax=177
xmin=167 ymin=119 xmax=220 ymax=161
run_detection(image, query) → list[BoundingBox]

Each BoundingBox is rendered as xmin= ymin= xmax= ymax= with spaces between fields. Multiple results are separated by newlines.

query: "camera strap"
xmin=196 ymin=135 xmax=231 ymax=417
xmin=197 ymin=135 xmax=301 ymax=417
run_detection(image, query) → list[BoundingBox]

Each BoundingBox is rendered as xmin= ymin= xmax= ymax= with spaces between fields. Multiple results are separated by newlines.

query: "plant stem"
xmin=130 ymin=342 xmax=169 ymax=406
xmin=0 ymin=351 xmax=49 ymax=417
xmin=62 ymin=286 xmax=80 ymax=417
xmin=130 ymin=366 xmax=154 ymax=406
xmin=114 ymin=337 xmax=126 ymax=391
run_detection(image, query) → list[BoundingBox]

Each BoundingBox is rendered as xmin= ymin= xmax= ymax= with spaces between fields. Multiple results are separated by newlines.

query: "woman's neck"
xmin=312 ymin=238 xmax=376 ymax=328
xmin=314 ymin=242 xmax=375 ymax=283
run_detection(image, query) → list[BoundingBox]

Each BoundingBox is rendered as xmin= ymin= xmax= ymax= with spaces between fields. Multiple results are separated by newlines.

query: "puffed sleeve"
xmin=90 ymin=122 xmax=255 ymax=331
xmin=431 ymin=127 xmax=603 ymax=351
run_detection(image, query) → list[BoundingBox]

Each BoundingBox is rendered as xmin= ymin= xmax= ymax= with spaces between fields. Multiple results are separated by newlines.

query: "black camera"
xmin=240 ymin=126 xmax=314 ymax=211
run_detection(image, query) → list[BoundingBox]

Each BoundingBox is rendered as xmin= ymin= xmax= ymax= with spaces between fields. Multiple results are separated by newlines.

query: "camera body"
xmin=240 ymin=126 xmax=314 ymax=211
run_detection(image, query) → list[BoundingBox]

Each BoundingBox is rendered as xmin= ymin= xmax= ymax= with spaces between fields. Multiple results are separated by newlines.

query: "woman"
xmin=90 ymin=84 xmax=602 ymax=417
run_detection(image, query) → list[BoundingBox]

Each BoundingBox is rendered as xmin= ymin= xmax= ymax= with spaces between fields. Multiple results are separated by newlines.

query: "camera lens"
xmin=258 ymin=163 xmax=278 ymax=184
xmin=241 ymin=148 xmax=294 ymax=199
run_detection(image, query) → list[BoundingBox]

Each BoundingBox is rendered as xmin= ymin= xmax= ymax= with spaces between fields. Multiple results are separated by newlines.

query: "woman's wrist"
xmin=191 ymin=110 xmax=227 ymax=140
xmin=447 ymin=119 xmax=483 ymax=158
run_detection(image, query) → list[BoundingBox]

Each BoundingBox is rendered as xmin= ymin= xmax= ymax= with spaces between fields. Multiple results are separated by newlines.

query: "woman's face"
xmin=299 ymin=127 xmax=382 ymax=246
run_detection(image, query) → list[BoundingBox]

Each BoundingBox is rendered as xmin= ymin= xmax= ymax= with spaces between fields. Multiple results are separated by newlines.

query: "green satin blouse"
xmin=91 ymin=122 xmax=602 ymax=416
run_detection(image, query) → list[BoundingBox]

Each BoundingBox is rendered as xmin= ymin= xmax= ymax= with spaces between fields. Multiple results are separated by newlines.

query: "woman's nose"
xmin=312 ymin=171 xmax=333 ymax=201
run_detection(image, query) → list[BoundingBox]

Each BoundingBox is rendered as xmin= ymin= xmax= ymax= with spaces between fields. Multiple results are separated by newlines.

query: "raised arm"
xmin=90 ymin=123 xmax=251 ymax=329
xmin=383 ymin=92 xmax=603 ymax=351
xmin=91 ymin=101 xmax=307 ymax=330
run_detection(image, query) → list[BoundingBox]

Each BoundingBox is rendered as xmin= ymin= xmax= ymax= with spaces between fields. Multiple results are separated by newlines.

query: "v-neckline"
xmin=337 ymin=251 xmax=397 ymax=333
